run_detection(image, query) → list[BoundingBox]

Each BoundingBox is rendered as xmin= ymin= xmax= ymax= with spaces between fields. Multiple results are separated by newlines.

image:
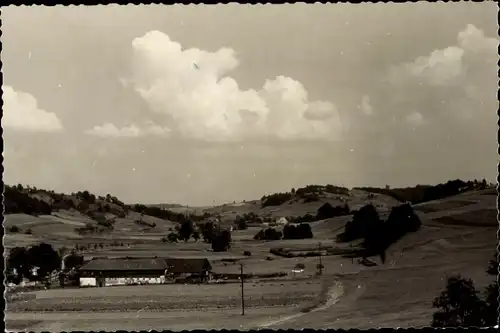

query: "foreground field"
xmin=6 ymin=279 xmax=326 ymax=331
xmin=6 ymin=307 xmax=300 ymax=331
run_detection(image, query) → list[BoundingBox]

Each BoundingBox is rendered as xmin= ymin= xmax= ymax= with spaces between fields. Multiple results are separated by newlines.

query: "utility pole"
xmin=240 ymin=263 xmax=245 ymax=316
xmin=318 ymin=242 xmax=323 ymax=275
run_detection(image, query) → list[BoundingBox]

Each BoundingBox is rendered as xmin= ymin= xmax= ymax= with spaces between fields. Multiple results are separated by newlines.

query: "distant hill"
xmin=4 ymin=178 xmax=491 ymax=225
xmin=3 ymin=185 xmax=210 ymax=227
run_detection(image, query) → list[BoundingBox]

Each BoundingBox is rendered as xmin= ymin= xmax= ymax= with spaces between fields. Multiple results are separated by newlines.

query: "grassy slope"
xmin=262 ymin=188 xmax=497 ymax=329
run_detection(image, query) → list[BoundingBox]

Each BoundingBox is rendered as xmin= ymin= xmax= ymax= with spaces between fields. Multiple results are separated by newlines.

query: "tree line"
xmin=4 ymin=185 xmax=210 ymax=225
xmin=354 ymin=179 xmax=489 ymax=205
xmin=254 ymin=223 xmax=313 ymax=241
xmin=260 ymin=184 xmax=349 ymax=207
xmin=162 ymin=220 xmax=232 ymax=252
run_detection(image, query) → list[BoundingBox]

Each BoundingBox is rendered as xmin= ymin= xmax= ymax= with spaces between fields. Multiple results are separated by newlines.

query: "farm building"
xmin=77 ymin=257 xmax=212 ymax=287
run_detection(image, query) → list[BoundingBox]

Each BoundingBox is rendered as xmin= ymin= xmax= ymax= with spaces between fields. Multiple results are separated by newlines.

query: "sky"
xmin=2 ymin=3 xmax=498 ymax=206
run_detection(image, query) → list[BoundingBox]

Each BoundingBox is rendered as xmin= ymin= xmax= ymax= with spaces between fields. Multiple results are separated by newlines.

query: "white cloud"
xmin=389 ymin=24 xmax=497 ymax=88
xmin=120 ymin=30 xmax=342 ymax=142
xmin=383 ymin=24 xmax=497 ymax=123
xmin=2 ymin=85 xmax=63 ymax=132
xmin=458 ymin=24 xmax=498 ymax=53
xmin=85 ymin=122 xmax=171 ymax=138
xmin=348 ymin=24 xmax=497 ymax=160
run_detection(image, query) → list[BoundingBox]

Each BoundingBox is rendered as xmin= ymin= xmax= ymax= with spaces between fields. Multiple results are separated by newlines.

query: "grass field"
xmin=5 ymin=188 xmax=497 ymax=330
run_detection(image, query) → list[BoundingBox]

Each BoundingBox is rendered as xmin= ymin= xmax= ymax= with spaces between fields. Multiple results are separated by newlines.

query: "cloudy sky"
xmin=2 ymin=3 xmax=498 ymax=206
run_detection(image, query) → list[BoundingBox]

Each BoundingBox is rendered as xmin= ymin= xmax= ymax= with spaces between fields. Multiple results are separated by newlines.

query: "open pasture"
xmin=6 ymin=306 xmax=300 ymax=331
xmin=7 ymin=279 xmax=323 ymax=313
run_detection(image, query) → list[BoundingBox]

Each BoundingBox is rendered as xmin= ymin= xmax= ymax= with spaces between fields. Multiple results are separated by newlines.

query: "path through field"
xmin=257 ymin=278 xmax=345 ymax=328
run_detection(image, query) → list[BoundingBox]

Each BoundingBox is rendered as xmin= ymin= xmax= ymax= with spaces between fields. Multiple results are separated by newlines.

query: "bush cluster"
xmin=6 ymin=243 xmax=61 ymax=284
xmin=336 ymin=203 xmax=422 ymax=262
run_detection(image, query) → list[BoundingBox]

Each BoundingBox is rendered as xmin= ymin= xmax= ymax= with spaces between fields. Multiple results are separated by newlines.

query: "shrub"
xmin=24 ymin=228 xmax=32 ymax=235
xmin=167 ymin=232 xmax=179 ymax=243
xmin=243 ymin=251 xmax=252 ymax=256
xmin=254 ymin=228 xmax=282 ymax=241
xmin=283 ymin=223 xmax=313 ymax=240
xmin=8 ymin=226 xmax=20 ymax=233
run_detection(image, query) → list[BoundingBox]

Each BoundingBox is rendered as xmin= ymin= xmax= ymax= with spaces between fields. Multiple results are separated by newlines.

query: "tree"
xmin=483 ymin=253 xmax=499 ymax=326
xmin=431 ymin=253 xmax=499 ymax=327
xmin=63 ymin=253 xmax=85 ymax=271
xmin=7 ymin=247 xmax=30 ymax=283
xmin=236 ymin=217 xmax=248 ymax=230
xmin=211 ymin=229 xmax=232 ymax=252
xmin=179 ymin=220 xmax=194 ymax=242
xmin=283 ymin=223 xmax=313 ymax=240
xmin=431 ymin=275 xmax=486 ymax=327
xmin=200 ymin=221 xmax=216 ymax=243
xmin=338 ymin=204 xmax=381 ymax=243
xmin=26 ymin=243 xmax=61 ymax=280
xmin=297 ymin=223 xmax=313 ymax=239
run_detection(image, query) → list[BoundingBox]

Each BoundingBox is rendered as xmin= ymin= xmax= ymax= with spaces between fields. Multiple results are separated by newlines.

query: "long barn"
xmin=78 ymin=257 xmax=212 ymax=287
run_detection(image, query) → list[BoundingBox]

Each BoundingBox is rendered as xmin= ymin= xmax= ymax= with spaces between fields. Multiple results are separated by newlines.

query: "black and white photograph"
xmin=2 ymin=2 xmax=498 ymax=331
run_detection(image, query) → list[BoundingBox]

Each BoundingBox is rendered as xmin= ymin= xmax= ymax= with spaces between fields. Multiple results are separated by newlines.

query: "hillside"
xmin=3 ymin=185 xmax=203 ymax=251
xmin=5 ymin=181 xmax=498 ymax=330
xmin=4 ymin=180 xmax=494 ymax=254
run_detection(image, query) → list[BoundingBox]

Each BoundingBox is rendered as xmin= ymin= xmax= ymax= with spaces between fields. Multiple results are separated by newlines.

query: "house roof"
xmin=78 ymin=257 xmax=212 ymax=274
xmin=165 ymin=258 xmax=212 ymax=274
xmin=79 ymin=258 xmax=168 ymax=271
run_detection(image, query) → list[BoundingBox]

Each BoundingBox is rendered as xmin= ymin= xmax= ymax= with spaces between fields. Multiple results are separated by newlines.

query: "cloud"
xmin=85 ymin=122 xmax=171 ymax=138
xmin=388 ymin=24 xmax=497 ymax=89
xmin=347 ymin=24 xmax=497 ymax=161
xmin=117 ymin=30 xmax=342 ymax=142
xmin=384 ymin=24 xmax=497 ymax=123
xmin=2 ymin=85 xmax=63 ymax=132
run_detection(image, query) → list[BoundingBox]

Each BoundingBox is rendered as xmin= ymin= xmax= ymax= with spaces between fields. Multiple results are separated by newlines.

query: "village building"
xmin=276 ymin=217 xmax=289 ymax=226
xmin=77 ymin=257 xmax=212 ymax=287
